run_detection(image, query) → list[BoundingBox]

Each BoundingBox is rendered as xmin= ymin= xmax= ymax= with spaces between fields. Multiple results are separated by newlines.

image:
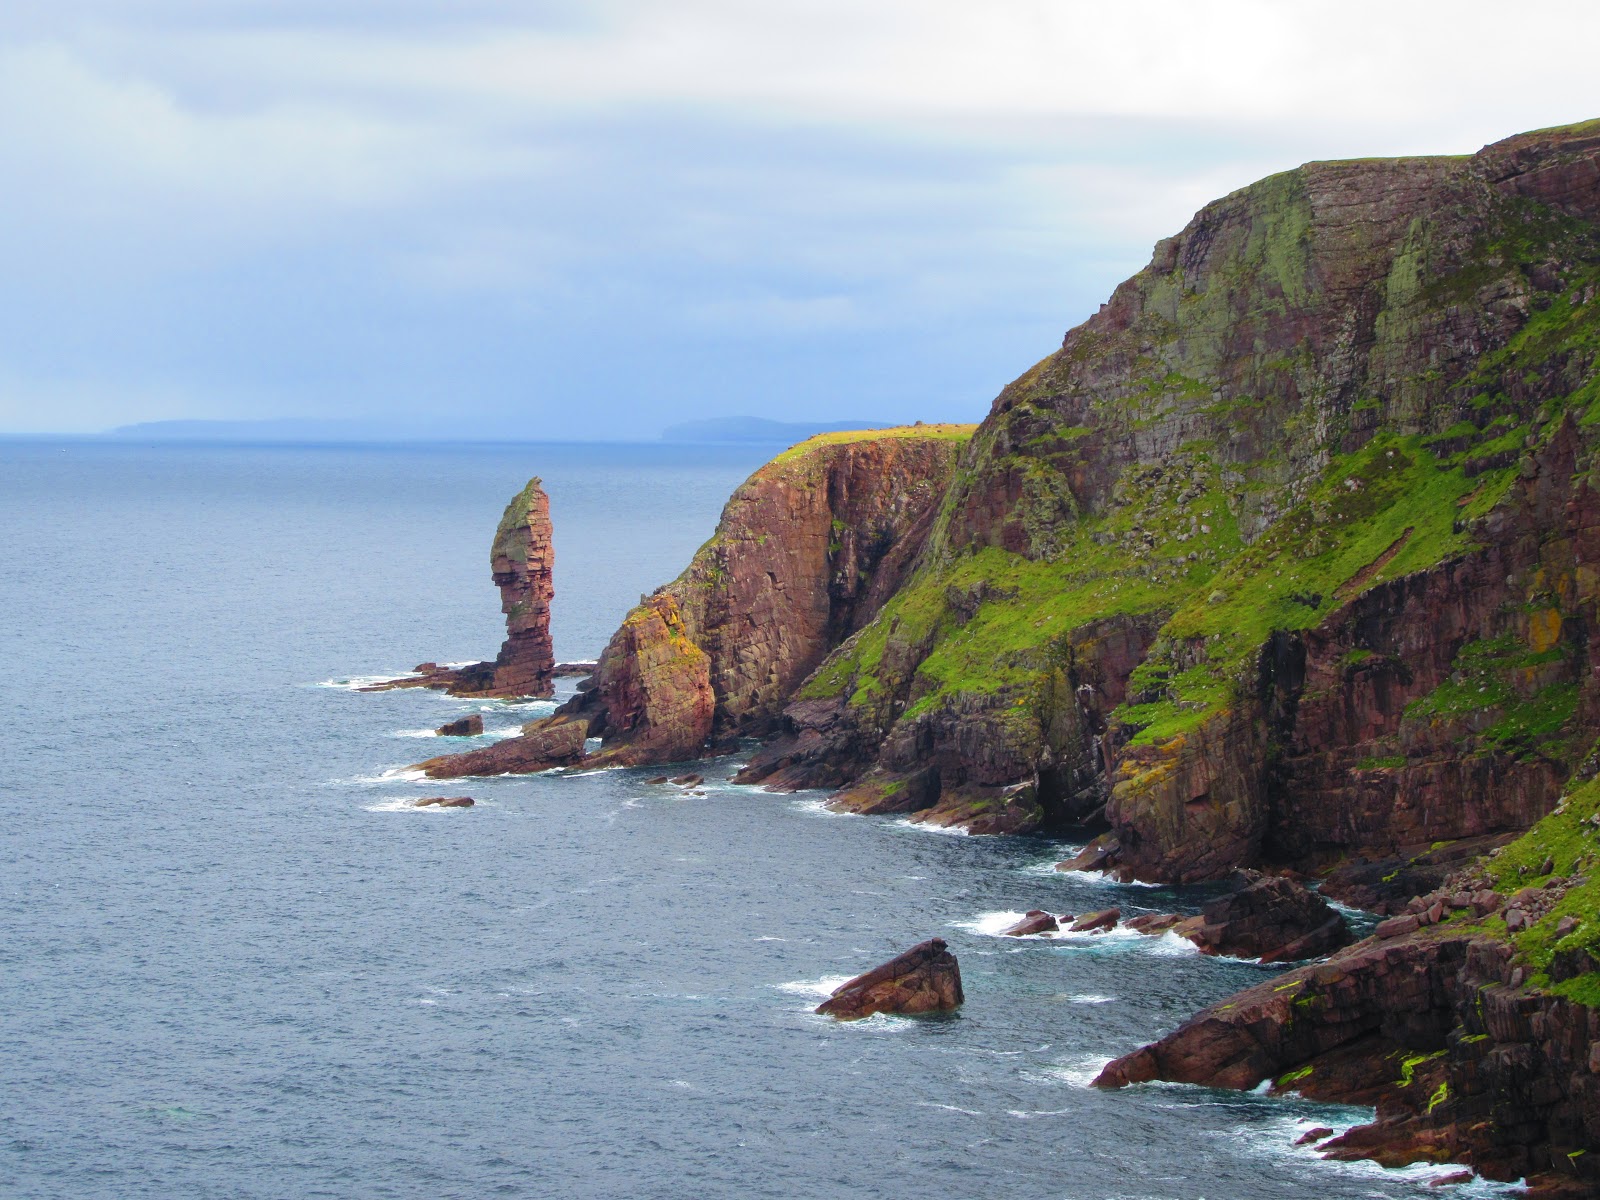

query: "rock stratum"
xmin=411 ymin=119 xmax=1600 ymax=1188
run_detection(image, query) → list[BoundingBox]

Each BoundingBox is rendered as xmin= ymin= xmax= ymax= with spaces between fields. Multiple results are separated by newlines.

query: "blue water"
xmin=1 ymin=441 xmax=1511 ymax=1199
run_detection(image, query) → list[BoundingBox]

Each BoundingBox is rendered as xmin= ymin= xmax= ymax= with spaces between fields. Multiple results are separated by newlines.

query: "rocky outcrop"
xmin=435 ymin=715 xmax=483 ymax=737
xmin=814 ymin=938 xmax=964 ymax=1020
xmin=1094 ymin=922 xmax=1600 ymax=1193
xmin=368 ymin=477 xmax=557 ymax=699
xmin=571 ymin=427 xmax=973 ymax=764
xmin=1186 ymin=871 xmax=1350 ymax=964
xmin=414 ymin=796 xmax=474 ymax=808
xmin=414 ymin=712 xmax=587 ymax=778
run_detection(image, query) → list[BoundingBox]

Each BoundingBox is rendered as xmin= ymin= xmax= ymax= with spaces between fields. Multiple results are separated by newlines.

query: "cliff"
xmin=371 ymin=476 xmax=557 ymax=700
xmin=735 ymin=119 xmax=1600 ymax=853
xmin=416 ymin=426 xmax=972 ymax=776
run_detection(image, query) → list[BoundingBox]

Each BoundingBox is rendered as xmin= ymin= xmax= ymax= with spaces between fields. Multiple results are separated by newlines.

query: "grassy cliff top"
xmin=768 ymin=423 xmax=977 ymax=466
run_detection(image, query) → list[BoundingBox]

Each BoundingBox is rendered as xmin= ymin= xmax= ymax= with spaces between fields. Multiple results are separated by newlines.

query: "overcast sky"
xmin=2 ymin=1 xmax=1596 ymax=438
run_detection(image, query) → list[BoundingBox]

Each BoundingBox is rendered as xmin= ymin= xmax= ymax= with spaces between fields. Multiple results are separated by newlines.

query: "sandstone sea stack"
xmin=814 ymin=938 xmax=964 ymax=1020
xmin=368 ymin=476 xmax=556 ymax=700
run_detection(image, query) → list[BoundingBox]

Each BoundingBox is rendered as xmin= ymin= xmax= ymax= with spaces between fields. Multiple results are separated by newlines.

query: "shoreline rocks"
xmin=815 ymin=938 xmax=964 ymax=1020
xmin=434 ymin=715 xmax=484 ymax=737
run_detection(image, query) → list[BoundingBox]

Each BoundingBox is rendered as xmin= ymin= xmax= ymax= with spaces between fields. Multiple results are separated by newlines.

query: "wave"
xmin=361 ymin=796 xmax=477 ymax=813
xmin=890 ymin=817 xmax=969 ymax=837
xmin=1024 ymin=1053 xmax=1115 ymax=1089
xmin=773 ymin=974 xmax=855 ymax=999
xmin=312 ymin=672 xmax=418 ymax=690
xmin=791 ymin=797 xmax=856 ymax=819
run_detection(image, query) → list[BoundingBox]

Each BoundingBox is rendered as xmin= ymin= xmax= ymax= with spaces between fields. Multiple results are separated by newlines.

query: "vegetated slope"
xmin=737 ymin=119 xmax=1600 ymax=879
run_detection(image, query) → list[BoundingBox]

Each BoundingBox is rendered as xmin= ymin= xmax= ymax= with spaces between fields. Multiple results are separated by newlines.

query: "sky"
xmin=2 ymin=1 xmax=1598 ymax=440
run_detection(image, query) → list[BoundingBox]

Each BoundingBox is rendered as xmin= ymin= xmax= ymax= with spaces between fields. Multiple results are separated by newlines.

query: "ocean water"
xmin=0 ymin=440 xmax=1512 ymax=1199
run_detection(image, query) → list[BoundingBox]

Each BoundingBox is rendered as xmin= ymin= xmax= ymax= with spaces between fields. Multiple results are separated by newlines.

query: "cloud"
xmin=0 ymin=2 xmax=1596 ymax=435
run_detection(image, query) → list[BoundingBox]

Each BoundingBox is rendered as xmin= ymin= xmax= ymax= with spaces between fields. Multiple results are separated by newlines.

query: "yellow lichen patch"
xmin=1529 ymin=608 xmax=1563 ymax=654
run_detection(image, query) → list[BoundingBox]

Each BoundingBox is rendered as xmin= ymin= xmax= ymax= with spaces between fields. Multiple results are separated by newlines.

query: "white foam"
xmin=362 ymin=797 xmax=477 ymax=813
xmin=913 ymin=1102 xmax=984 ymax=1116
xmin=1026 ymin=1053 xmax=1114 ymax=1088
xmin=333 ymin=765 xmax=429 ymax=786
xmin=313 ymin=672 xmax=419 ymax=690
xmin=792 ymin=797 xmax=856 ymax=819
xmin=392 ymin=728 xmax=442 ymax=739
xmin=774 ymin=974 xmax=855 ymax=999
xmin=953 ymin=910 xmax=1034 ymax=937
xmin=891 ymin=817 xmax=969 ymax=837
xmin=1066 ymin=993 xmax=1116 ymax=1004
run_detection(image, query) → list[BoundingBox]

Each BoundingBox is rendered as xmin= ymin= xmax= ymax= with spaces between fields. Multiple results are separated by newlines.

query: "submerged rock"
xmin=414 ymin=796 xmax=474 ymax=808
xmin=814 ymin=938 xmax=964 ymax=1020
xmin=434 ymin=715 xmax=484 ymax=737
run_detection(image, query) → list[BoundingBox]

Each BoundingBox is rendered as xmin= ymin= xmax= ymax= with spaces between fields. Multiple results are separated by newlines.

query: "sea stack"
xmin=367 ymin=476 xmax=557 ymax=699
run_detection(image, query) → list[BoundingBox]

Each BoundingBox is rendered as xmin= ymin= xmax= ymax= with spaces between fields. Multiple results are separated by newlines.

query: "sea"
xmin=0 ymin=439 xmax=1517 ymax=1199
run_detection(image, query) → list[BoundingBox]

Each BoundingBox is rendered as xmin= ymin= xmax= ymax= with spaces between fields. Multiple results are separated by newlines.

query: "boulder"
xmin=645 ymin=776 xmax=670 ymax=785
xmin=414 ymin=796 xmax=474 ymax=808
xmin=1297 ymin=1127 xmax=1335 ymax=1145
xmin=435 ymin=715 xmax=484 ymax=737
xmin=1069 ymin=908 xmax=1121 ymax=933
xmin=670 ymin=773 xmax=705 ymax=787
xmin=1188 ymin=871 xmax=1350 ymax=963
xmin=1000 ymin=910 xmax=1059 ymax=937
xmin=814 ymin=938 xmax=964 ymax=1020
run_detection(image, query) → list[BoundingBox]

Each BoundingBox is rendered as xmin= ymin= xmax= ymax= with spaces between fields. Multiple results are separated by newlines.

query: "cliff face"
xmin=372 ymin=476 xmax=557 ymax=700
xmin=416 ymin=427 xmax=972 ymax=775
xmin=738 ymin=119 xmax=1600 ymax=849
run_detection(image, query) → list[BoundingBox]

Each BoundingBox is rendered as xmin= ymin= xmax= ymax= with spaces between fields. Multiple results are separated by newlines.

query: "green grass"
xmin=1485 ymin=773 xmax=1600 ymax=1002
xmin=767 ymin=423 xmax=977 ymax=465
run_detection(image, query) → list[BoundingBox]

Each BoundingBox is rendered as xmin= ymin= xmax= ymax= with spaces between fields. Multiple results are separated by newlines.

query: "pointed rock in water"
xmin=366 ymin=477 xmax=557 ymax=700
xmin=814 ymin=938 xmax=964 ymax=1020
xmin=434 ymin=715 xmax=483 ymax=737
